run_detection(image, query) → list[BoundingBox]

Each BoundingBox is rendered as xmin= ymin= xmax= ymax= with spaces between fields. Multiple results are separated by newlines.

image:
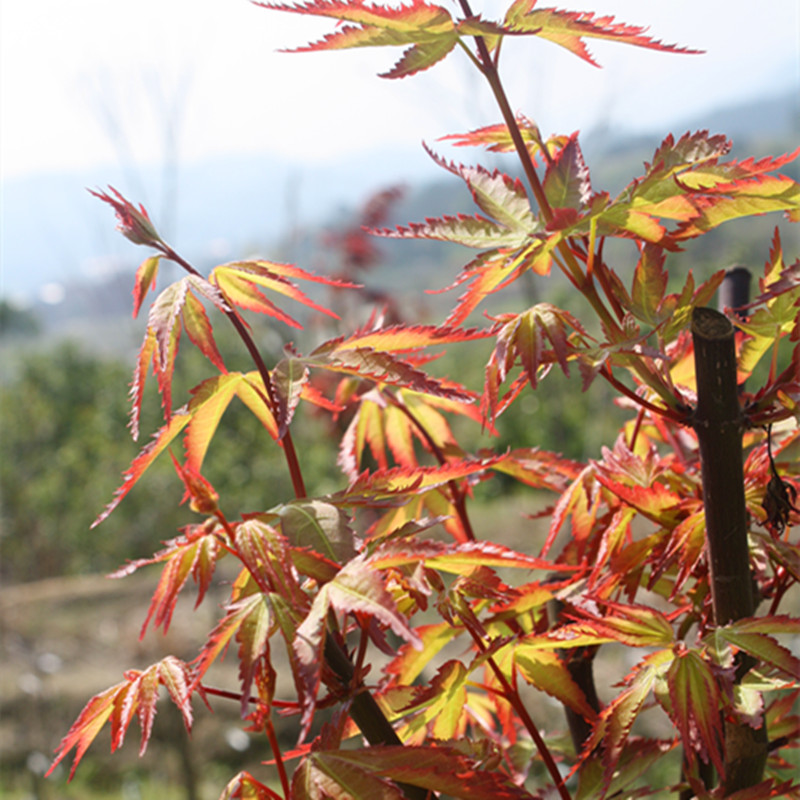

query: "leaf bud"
xmin=88 ymin=186 xmax=163 ymax=247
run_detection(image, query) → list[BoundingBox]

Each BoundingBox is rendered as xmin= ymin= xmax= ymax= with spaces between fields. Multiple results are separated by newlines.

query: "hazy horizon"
xmin=2 ymin=0 xmax=798 ymax=181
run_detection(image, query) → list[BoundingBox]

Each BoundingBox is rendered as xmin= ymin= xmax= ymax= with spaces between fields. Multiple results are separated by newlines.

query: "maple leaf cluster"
xmin=52 ymin=2 xmax=800 ymax=799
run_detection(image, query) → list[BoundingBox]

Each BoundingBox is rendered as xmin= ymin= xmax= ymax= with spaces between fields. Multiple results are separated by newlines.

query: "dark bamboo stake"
xmin=548 ymin=596 xmax=601 ymax=754
xmin=718 ymin=266 xmax=751 ymax=318
xmin=691 ymin=307 xmax=753 ymax=623
xmin=690 ymin=306 xmax=768 ymax=793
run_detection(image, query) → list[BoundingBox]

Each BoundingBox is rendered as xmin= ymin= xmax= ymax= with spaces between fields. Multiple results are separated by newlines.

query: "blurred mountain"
xmin=1 ymin=88 xmax=797 ymax=347
xmin=0 ymin=144 xmax=437 ymax=301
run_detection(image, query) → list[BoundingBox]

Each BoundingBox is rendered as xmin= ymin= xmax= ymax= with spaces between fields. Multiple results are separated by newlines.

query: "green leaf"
xmin=424 ymin=145 xmax=536 ymax=232
xmin=666 ymin=647 xmax=724 ymax=774
xmin=270 ymin=354 xmax=309 ymax=438
xmin=382 ymin=34 xmax=458 ymax=78
xmin=715 ymin=616 xmax=800 ymax=680
xmin=379 ymin=212 xmax=530 ymax=248
xmin=271 ymin=498 xmax=357 ymax=564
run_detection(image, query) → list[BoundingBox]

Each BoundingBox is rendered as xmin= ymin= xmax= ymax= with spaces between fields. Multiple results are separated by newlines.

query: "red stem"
xmin=200 ymin=684 xmax=297 ymax=709
xmin=459 ymin=614 xmax=572 ymax=800
xmin=159 ymin=244 xmax=307 ymax=499
xmin=266 ymin=719 xmax=292 ymax=799
xmin=598 ymin=364 xmax=685 ymax=424
xmin=628 ymin=406 xmax=645 ymax=451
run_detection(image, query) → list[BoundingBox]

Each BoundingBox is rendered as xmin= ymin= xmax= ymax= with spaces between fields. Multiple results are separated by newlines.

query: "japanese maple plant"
xmin=48 ymin=1 xmax=800 ymax=798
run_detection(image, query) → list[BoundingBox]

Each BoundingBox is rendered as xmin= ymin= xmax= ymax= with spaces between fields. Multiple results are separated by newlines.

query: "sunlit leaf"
xmin=424 ymin=145 xmax=536 ymax=232
xmin=308 ymin=338 xmax=475 ymax=400
xmin=334 ymin=322 xmax=491 ymax=352
xmin=378 ymin=212 xmax=531 ymax=248
xmin=47 ymin=657 xmax=196 ymax=780
xmin=132 ymin=255 xmax=160 ymax=318
xmin=514 ymin=647 xmax=598 ymax=720
xmin=95 ymin=371 xmax=279 ymax=526
xmin=489 ymin=447 xmax=582 ymax=492
xmin=543 ymin=132 xmax=591 ymax=211
xmin=382 ymin=34 xmax=459 ymax=78
xmin=503 ymin=1 xmax=702 ymax=66
xmin=400 ymin=660 xmax=470 ymax=739
xmin=110 ymin=521 xmax=223 ymax=636
xmin=386 ymin=622 xmax=461 ymax=685
xmin=441 ymin=118 xmax=567 ymax=164
xmin=366 ymin=537 xmax=562 ymax=574
xmin=674 ymin=174 xmax=800 ymax=240
xmin=194 ymin=593 xmax=274 ymax=715
xmin=582 ymin=650 xmax=670 ymax=779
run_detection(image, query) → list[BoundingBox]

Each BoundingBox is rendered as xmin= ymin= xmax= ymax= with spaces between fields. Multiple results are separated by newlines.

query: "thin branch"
xmin=458 ymin=611 xmax=572 ymax=800
xmin=265 ymin=719 xmax=292 ymax=799
xmin=598 ymin=364 xmax=686 ymax=423
xmin=158 ymin=243 xmax=307 ymax=499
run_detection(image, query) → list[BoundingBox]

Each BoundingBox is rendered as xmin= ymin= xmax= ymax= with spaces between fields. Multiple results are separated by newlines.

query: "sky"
xmin=2 ymin=0 xmax=799 ymax=181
